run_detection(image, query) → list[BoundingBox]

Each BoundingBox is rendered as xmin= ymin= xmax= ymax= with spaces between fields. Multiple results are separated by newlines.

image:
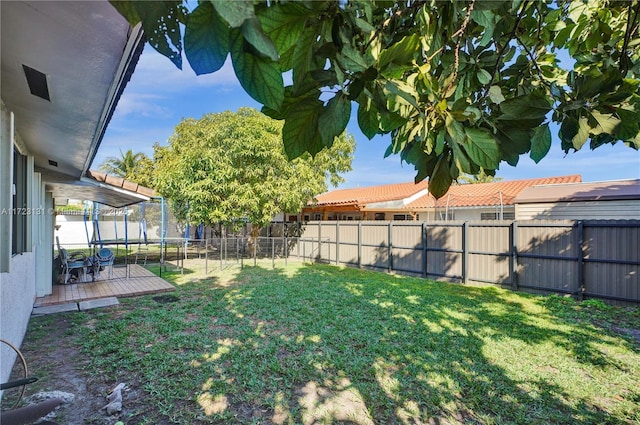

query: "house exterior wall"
xmin=516 ymin=200 xmax=640 ymax=220
xmin=415 ymin=206 xmax=515 ymax=221
xmin=0 ymin=248 xmax=37 ymax=387
xmin=0 ymin=100 xmax=50 ymax=386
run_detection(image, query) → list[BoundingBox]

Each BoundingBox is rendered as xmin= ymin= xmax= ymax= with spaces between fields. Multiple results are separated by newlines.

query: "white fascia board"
xmin=83 ymin=23 xmax=144 ymax=173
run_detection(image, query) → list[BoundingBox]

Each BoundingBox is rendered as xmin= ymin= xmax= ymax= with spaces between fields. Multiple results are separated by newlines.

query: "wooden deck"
xmin=34 ymin=264 xmax=175 ymax=307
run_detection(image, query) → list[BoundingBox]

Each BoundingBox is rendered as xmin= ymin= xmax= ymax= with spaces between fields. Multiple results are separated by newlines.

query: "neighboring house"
xmin=406 ymin=175 xmax=583 ymax=221
xmin=301 ymin=175 xmax=582 ymax=221
xmin=1 ymin=2 xmax=146 ymax=384
xmin=299 ymin=180 xmax=430 ymax=221
xmin=515 ymin=179 xmax=640 ymax=220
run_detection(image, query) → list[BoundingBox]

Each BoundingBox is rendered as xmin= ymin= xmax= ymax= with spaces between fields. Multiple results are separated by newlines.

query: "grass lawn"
xmin=43 ymin=261 xmax=640 ymax=423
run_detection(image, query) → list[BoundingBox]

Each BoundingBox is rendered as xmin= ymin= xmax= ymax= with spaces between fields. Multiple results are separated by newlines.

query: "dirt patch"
xmin=0 ymin=312 xmax=164 ymax=424
xmin=613 ymin=326 xmax=640 ymax=347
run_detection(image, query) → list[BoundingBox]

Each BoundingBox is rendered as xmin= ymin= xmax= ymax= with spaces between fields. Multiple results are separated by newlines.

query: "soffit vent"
xmin=22 ymin=65 xmax=50 ymax=101
xmin=48 ymin=160 xmax=58 ymax=167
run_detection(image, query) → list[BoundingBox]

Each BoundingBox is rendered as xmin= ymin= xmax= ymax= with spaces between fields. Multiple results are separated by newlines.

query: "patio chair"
xmin=55 ymin=237 xmax=87 ymax=284
xmin=94 ymin=247 xmax=114 ymax=279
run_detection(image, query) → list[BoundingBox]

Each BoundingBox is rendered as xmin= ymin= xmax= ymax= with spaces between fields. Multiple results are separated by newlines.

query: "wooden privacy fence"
xmin=297 ymin=220 xmax=640 ymax=305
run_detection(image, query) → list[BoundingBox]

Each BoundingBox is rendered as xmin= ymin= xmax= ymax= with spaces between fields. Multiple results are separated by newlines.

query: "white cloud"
xmin=112 ymin=93 xmax=173 ymax=119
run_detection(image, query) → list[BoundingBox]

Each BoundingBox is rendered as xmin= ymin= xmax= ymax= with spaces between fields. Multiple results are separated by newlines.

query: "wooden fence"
xmin=297 ymin=220 xmax=640 ymax=306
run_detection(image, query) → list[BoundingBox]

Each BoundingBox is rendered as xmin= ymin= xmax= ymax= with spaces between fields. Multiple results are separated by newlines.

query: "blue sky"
xmin=97 ymin=46 xmax=640 ymax=189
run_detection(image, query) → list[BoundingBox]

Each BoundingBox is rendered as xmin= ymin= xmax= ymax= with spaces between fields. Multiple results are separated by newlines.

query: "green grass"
xmin=72 ymin=261 xmax=639 ymax=424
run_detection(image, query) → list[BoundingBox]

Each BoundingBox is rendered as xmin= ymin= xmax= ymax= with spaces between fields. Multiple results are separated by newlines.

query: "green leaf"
xmin=378 ymin=34 xmax=420 ymax=69
xmin=283 ymin=98 xmax=324 ymax=158
xmin=185 ymin=2 xmax=229 ymax=75
xmin=530 ymin=124 xmax=551 ymax=163
xmin=212 ymin=0 xmax=254 ymax=28
xmin=357 ymin=97 xmax=379 ymax=139
xmin=615 ymin=108 xmax=640 ymax=141
xmin=464 ymin=128 xmax=500 ymax=169
xmin=291 ymin=25 xmax=318 ymax=83
xmin=488 ymin=86 xmax=505 ymax=104
xmin=337 ymin=43 xmax=372 ymax=73
xmin=445 ymin=114 xmax=465 ymax=143
xmin=131 ymin=1 xmax=185 ymax=69
xmin=572 ymin=117 xmax=590 ymax=150
xmin=384 ymin=144 xmax=394 ymax=159
xmin=318 ymin=93 xmax=352 ymax=146
xmin=230 ymin=31 xmax=284 ymax=111
xmin=471 ymin=10 xmax=495 ymax=47
xmin=109 ymin=1 xmax=141 ymax=26
xmin=477 ymin=69 xmax=492 ymax=85
xmin=588 ymin=111 xmax=621 ymax=135
xmin=384 ymin=80 xmax=422 ymax=113
xmin=258 ymin=3 xmax=309 ymax=55
xmin=449 ymin=136 xmax=474 ymax=174
xmin=560 ymin=116 xmax=579 ymax=152
xmin=241 ymin=17 xmax=279 ymax=61
xmin=380 ymin=111 xmax=406 ymax=132
xmin=429 ymin=155 xmax=453 ymax=199
xmin=499 ymin=93 xmax=552 ymax=123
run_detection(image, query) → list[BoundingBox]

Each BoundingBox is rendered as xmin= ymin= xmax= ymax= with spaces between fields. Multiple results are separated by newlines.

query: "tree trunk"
xmin=248 ymin=225 xmax=260 ymax=257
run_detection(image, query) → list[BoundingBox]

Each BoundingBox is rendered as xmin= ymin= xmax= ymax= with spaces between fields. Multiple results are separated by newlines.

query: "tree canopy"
xmin=111 ymin=0 xmax=640 ymax=197
xmin=152 ymin=108 xmax=354 ymax=228
xmin=99 ymin=149 xmax=150 ymax=179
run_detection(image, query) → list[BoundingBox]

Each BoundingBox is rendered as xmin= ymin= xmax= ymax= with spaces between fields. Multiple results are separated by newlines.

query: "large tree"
xmin=153 ymin=108 xmax=354 ymax=230
xmin=111 ymin=0 xmax=640 ymax=197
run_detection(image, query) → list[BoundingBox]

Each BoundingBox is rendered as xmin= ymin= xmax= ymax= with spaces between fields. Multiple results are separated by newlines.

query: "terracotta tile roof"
xmin=515 ymin=179 xmax=640 ymax=203
xmin=86 ymin=170 xmax=155 ymax=197
xmin=405 ymin=175 xmax=582 ymax=209
xmin=311 ymin=180 xmax=430 ymax=207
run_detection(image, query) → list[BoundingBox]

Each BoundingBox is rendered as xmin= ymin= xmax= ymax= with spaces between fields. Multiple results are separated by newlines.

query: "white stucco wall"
xmin=0 ymin=252 xmax=36 ymax=386
xmin=55 ymin=215 xmax=93 ymax=246
xmin=516 ymin=200 xmax=640 ymax=220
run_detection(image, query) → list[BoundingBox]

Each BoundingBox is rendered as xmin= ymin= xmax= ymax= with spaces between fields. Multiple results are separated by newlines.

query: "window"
xmin=314 ymin=213 xmax=321 ymax=220
xmin=304 ymin=215 xmax=310 ymax=222
xmin=374 ymin=213 xmax=386 ymax=221
xmin=12 ymin=150 xmax=27 ymax=254
xmin=481 ymin=212 xmax=515 ymax=221
xmin=393 ymin=214 xmax=406 ymax=221
xmin=288 ymin=215 xmax=298 ymax=222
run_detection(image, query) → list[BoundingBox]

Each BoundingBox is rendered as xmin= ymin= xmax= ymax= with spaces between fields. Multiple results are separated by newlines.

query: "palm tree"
xmin=99 ymin=149 xmax=147 ymax=179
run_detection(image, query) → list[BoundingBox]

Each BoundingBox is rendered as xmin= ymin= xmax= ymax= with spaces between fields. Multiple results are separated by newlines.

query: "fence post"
xmin=336 ymin=221 xmax=340 ymax=265
xmin=422 ymin=222 xmax=427 ymax=278
xmin=462 ymin=222 xmax=468 ymax=284
xmin=253 ymin=236 xmax=257 ymax=266
xmin=272 ymin=237 xmax=275 ymax=268
xmin=577 ymin=221 xmax=585 ymax=301
xmin=358 ymin=222 xmax=362 ymax=269
xmin=388 ymin=222 xmax=393 ymax=273
xmin=318 ymin=221 xmax=322 ymax=263
xmin=511 ymin=221 xmax=518 ymax=291
xmin=205 ymin=235 xmax=208 ymax=275
xmin=220 ymin=236 xmax=224 ymax=270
